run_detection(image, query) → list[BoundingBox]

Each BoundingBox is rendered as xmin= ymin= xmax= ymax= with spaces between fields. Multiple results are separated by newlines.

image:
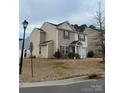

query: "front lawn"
xmin=19 ymin=58 xmax=104 ymax=82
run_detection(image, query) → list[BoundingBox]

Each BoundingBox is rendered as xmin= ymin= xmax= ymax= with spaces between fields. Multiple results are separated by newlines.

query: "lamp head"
xmin=22 ymin=20 xmax=28 ymax=29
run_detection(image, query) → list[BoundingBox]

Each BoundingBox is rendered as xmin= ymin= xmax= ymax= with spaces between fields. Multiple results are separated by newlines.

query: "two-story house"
xmin=30 ymin=21 xmax=87 ymax=58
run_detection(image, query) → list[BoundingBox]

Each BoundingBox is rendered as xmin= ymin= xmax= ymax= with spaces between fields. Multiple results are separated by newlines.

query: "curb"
xmin=20 ymin=72 xmax=104 ymax=88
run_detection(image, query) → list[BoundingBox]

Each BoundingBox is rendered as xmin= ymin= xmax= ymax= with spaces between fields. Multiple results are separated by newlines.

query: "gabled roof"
xmin=47 ymin=21 xmax=76 ymax=32
xmin=70 ymin=40 xmax=82 ymax=46
xmin=35 ymin=28 xmax=44 ymax=31
xmin=47 ymin=22 xmax=58 ymax=26
xmin=70 ymin=40 xmax=78 ymax=44
xmin=33 ymin=28 xmax=45 ymax=33
xmin=57 ymin=21 xmax=69 ymax=26
xmin=57 ymin=21 xmax=76 ymax=31
xmin=84 ymin=28 xmax=102 ymax=33
xmin=47 ymin=21 xmax=69 ymax=27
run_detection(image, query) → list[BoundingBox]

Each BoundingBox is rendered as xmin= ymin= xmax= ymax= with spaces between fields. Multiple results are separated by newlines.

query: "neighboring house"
xmin=30 ymin=21 xmax=87 ymax=58
xmin=83 ymin=28 xmax=102 ymax=57
xmin=19 ymin=37 xmax=30 ymax=58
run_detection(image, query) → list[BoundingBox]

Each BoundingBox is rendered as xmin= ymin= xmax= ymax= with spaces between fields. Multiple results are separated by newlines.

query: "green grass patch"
xmin=48 ymin=61 xmax=69 ymax=69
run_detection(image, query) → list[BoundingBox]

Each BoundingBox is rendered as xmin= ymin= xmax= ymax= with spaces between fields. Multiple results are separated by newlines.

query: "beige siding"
xmin=40 ymin=41 xmax=54 ymax=58
xmin=57 ymin=22 xmax=73 ymax=31
xmin=84 ymin=28 xmax=102 ymax=57
xmin=58 ymin=30 xmax=74 ymax=48
xmin=48 ymin=41 xmax=54 ymax=58
xmin=41 ymin=22 xmax=58 ymax=52
xmin=30 ymin=29 xmax=40 ymax=57
xmin=41 ymin=45 xmax=48 ymax=58
xmin=40 ymin=32 xmax=45 ymax=43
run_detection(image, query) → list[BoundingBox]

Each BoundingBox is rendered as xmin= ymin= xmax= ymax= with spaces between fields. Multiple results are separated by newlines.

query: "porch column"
xmin=75 ymin=46 xmax=77 ymax=53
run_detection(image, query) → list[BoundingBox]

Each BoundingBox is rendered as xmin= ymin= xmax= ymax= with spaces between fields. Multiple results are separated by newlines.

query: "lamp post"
xmin=19 ymin=20 xmax=28 ymax=74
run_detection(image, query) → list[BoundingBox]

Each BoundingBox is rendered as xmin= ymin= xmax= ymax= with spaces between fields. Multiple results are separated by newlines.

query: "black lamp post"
xmin=19 ymin=20 xmax=28 ymax=74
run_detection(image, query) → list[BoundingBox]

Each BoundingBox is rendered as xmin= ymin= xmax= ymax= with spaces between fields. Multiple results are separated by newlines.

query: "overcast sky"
xmin=19 ymin=0 xmax=105 ymax=38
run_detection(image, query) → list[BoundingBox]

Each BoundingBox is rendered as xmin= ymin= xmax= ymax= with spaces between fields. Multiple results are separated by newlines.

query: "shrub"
xmin=87 ymin=51 xmax=94 ymax=57
xmin=75 ymin=53 xmax=80 ymax=59
xmin=68 ymin=53 xmax=80 ymax=59
xmin=68 ymin=52 xmax=75 ymax=59
xmin=53 ymin=49 xmax=62 ymax=58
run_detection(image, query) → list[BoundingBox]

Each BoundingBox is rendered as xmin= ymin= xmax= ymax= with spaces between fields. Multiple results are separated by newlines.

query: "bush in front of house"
xmin=68 ymin=52 xmax=80 ymax=59
xmin=75 ymin=53 xmax=80 ymax=59
xmin=87 ymin=51 xmax=94 ymax=57
xmin=53 ymin=49 xmax=62 ymax=58
xmin=68 ymin=52 xmax=75 ymax=59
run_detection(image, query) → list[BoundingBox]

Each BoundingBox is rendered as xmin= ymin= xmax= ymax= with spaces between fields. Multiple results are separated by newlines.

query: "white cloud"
xmin=19 ymin=0 xmax=105 ymax=37
xmin=68 ymin=11 xmax=95 ymax=25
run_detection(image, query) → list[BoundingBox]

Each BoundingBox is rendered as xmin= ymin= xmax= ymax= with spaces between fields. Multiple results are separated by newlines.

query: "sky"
xmin=19 ymin=0 xmax=105 ymax=38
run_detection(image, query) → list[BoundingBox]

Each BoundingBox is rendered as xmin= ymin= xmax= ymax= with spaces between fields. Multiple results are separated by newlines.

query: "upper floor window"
xmin=78 ymin=34 xmax=85 ymax=41
xmin=64 ymin=31 xmax=70 ymax=39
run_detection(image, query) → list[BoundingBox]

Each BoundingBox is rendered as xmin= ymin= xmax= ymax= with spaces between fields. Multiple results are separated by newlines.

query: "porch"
xmin=60 ymin=41 xmax=87 ymax=58
xmin=69 ymin=41 xmax=87 ymax=58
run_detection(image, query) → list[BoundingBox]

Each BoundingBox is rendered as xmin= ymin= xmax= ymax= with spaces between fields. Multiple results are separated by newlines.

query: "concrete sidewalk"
xmin=20 ymin=72 xmax=104 ymax=88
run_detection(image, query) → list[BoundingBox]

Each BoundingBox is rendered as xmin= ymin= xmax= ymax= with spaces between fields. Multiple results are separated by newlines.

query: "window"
xmin=78 ymin=34 xmax=85 ymax=41
xmin=64 ymin=31 xmax=70 ymax=39
xmin=60 ymin=46 xmax=69 ymax=55
xmin=66 ymin=47 xmax=69 ymax=54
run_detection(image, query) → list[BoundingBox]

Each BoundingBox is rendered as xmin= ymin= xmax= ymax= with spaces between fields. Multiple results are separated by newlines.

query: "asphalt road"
xmin=20 ymin=79 xmax=105 ymax=93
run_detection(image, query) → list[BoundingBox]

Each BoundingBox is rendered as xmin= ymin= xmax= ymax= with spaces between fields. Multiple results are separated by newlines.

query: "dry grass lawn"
xmin=20 ymin=58 xmax=104 ymax=82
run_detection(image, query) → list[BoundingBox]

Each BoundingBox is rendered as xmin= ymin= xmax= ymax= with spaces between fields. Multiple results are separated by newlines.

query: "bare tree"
xmin=95 ymin=1 xmax=105 ymax=62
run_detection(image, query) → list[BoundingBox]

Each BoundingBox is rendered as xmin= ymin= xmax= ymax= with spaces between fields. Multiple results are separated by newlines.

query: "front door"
xmin=78 ymin=46 xmax=87 ymax=58
xmin=77 ymin=46 xmax=82 ymax=58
